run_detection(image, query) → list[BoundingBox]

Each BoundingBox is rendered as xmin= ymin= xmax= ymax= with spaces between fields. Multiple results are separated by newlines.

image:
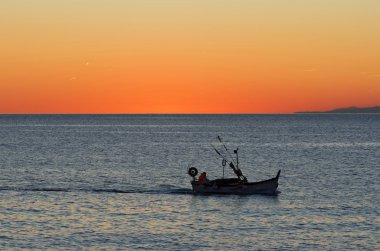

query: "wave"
xmin=0 ymin=143 xmax=16 ymax=149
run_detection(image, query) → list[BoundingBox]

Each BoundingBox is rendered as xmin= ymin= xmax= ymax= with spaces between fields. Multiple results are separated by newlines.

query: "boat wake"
xmin=0 ymin=186 xmax=193 ymax=195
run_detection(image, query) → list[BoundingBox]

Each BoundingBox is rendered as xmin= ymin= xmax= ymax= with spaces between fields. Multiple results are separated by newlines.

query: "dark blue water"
xmin=0 ymin=114 xmax=379 ymax=250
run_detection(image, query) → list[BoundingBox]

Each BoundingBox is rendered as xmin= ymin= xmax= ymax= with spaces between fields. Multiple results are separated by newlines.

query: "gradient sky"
xmin=1 ymin=0 xmax=379 ymax=113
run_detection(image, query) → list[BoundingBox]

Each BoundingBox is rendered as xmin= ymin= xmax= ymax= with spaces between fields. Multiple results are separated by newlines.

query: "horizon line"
xmin=1 ymin=106 xmax=378 ymax=116
xmin=1 ymin=112 xmax=379 ymax=116
xmin=0 ymin=112 xmax=294 ymax=115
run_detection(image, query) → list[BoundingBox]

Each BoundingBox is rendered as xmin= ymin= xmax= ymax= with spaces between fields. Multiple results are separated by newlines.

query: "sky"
xmin=0 ymin=0 xmax=379 ymax=114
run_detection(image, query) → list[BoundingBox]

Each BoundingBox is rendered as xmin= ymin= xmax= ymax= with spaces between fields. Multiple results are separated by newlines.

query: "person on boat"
xmin=198 ymin=172 xmax=209 ymax=185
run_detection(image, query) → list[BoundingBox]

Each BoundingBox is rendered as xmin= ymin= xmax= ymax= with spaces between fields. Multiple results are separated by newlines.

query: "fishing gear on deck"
xmin=217 ymin=136 xmax=237 ymax=166
xmin=188 ymin=167 xmax=198 ymax=178
xmin=214 ymin=136 xmax=247 ymax=182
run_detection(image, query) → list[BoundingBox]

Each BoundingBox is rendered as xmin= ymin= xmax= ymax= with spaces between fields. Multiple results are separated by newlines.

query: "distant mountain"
xmin=296 ymin=106 xmax=380 ymax=114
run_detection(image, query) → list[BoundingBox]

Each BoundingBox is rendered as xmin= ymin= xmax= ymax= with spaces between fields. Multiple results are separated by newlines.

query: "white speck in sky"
xmin=303 ymin=68 xmax=317 ymax=72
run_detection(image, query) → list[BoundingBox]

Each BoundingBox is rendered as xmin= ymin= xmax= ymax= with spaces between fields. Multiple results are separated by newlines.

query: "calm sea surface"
xmin=0 ymin=114 xmax=379 ymax=250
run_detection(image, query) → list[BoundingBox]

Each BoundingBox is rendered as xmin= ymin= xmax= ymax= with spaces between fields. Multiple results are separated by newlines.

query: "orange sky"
xmin=0 ymin=0 xmax=379 ymax=113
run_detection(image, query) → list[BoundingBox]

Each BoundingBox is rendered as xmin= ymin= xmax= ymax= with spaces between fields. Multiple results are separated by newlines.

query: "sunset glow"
xmin=1 ymin=0 xmax=379 ymax=113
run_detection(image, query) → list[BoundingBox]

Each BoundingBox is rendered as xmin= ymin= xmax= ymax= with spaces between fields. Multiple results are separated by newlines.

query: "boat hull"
xmin=191 ymin=170 xmax=281 ymax=195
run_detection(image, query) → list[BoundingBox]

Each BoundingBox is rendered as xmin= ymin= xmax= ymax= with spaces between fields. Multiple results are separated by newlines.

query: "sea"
xmin=0 ymin=114 xmax=379 ymax=250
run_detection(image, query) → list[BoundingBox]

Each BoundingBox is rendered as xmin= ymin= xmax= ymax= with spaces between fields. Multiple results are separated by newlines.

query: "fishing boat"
xmin=188 ymin=136 xmax=281 ymax=195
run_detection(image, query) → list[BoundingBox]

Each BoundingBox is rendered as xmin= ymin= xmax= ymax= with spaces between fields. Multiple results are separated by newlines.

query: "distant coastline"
xmin=295 ymin=106 xmax=380 ymax=114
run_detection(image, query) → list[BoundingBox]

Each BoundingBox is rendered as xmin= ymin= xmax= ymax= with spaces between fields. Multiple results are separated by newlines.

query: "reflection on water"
xmin=0 ymin=114 xmax=379 ymax=249
xmin=0 ymin=189 xmax=378 ymax=250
